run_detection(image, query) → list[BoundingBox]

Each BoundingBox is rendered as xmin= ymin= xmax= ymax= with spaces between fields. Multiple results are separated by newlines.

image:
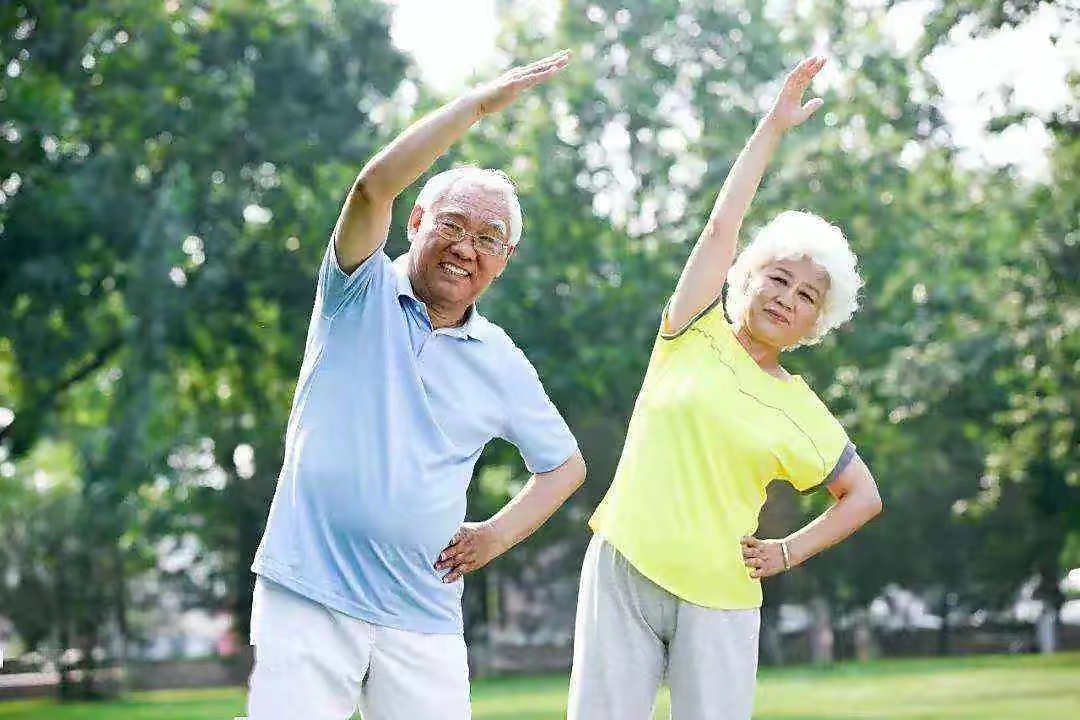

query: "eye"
xmin=799 ymin=291 xmax=816 ymax=304
xmin=436 ymin=219 xmax=463 ymax=235
xmin=769 ymin=275 xmax=789 ymax=286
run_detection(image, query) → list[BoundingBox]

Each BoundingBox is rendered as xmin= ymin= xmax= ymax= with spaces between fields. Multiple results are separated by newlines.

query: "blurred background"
xmin=0 ymin=0 xmax=1077 ymax=717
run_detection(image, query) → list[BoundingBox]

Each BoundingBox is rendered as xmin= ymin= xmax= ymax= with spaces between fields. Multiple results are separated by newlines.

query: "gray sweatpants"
xmin=568 ymin=534 xmax=760 ymax=720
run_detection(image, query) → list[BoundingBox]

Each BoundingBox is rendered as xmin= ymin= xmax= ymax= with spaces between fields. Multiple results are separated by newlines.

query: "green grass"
xmin=1 ymin=652 xmax=1077 ymax=719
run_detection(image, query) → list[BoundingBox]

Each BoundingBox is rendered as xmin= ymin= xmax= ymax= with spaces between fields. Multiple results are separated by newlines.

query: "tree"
xmin=0 ymin=0 xmax=407 ymax=692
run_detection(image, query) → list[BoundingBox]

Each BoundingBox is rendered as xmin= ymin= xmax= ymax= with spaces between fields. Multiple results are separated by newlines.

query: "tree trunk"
xmin=809 ymin=596 xmax=834 ymax=665
xmin=852 ymin=607 xmax=877 ymax=662
xmin=1035 ymin=608 xmax=1059 ymax=654
xmin=937 ymin=591 xmax=956 ymax=656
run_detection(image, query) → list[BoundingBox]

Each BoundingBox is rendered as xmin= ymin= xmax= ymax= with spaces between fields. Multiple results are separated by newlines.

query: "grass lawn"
xmin=1 ymin=652 xmax=1077 ymax=720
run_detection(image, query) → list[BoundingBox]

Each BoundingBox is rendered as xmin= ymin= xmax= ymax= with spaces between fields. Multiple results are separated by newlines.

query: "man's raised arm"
xmin=332 ymin=50 xmax=572 ymax=274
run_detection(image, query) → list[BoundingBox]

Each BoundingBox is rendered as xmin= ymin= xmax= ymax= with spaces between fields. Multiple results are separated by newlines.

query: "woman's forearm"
xmin=703 ymin=117 xmax=785 ymax=245
xmin=667 ymin=57 xmax=825 ymax=331
xmin=785 ymin=487 xmax=882 ymax=567
xmin=667 ymin=117 xmax=786 ymax=329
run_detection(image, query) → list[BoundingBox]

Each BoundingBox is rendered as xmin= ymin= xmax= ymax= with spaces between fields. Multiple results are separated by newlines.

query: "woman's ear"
xmin=406 ymin=204 xmax=424 ymax=243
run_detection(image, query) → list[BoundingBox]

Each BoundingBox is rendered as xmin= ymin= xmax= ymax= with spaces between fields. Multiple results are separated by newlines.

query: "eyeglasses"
xmin=433 ymin=218 xmax=511 ymax=257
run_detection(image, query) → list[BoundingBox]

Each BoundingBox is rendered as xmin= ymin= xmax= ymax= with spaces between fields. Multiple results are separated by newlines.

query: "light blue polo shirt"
xmin=252 ymin=241 xmax=578 ymax=634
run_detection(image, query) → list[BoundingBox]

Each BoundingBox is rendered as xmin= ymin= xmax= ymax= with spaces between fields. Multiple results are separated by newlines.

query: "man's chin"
xmin=428 ymin=275 xmax=480 ymax=306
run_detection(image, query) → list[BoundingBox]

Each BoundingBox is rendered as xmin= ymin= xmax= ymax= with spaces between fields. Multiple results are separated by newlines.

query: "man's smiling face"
xmin=407 ymin=181 xmax=514 ymax=315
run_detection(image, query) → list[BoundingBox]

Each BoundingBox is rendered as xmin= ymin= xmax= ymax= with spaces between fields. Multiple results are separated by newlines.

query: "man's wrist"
xmin=461 ymin=89 xmax=489 ymax=119
xmin=483 ymin=517 xmax=514 ymax=555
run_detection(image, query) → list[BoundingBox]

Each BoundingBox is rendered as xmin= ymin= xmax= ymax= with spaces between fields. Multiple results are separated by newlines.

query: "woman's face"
xmin=742 ymin=256 xmax=830 ymax=348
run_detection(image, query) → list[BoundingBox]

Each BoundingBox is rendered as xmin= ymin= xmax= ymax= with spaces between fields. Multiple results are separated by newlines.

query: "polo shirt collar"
xmin=392 ymin=253 xmax=491 ymax=342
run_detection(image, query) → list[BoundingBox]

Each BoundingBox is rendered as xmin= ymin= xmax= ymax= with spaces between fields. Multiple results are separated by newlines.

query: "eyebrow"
xmin=772 ymin=266 xmax=824 ymax=298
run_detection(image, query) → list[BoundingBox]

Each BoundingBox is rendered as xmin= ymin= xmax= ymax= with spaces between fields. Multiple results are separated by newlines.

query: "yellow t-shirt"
xmin=589 ymin=299 xmax=851 ymax=609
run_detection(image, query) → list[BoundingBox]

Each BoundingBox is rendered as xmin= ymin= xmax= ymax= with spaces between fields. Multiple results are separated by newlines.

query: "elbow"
xmin=865 ymin=488 xmax=883 ymax=520
xmin=349 ymin=172 xmax=389 ymax=209
xmin=562 ymin=452 xmax=586 ymax=495
xmin=572 ymin=453 xmax=587 ymax=492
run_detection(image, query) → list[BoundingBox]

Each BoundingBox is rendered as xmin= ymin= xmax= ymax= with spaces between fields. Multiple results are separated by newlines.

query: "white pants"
xmin=242 ymin=577 xmax=471 ymax=720
xmin=568 ymin=535 xmax=760 ymax=720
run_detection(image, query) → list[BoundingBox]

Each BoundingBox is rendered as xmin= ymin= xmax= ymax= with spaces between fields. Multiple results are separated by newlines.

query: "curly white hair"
xmin=725 ymin=210 xmax=863 ymax=346
xmin=414 ymin=166 xmax=523 ymax=246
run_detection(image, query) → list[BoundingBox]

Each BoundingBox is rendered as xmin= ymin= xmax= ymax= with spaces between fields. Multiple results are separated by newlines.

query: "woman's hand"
xmin=741 ymin=536 xmax=789 ymax=579
xmin=764 ymin=56 xmax=827 ymax=133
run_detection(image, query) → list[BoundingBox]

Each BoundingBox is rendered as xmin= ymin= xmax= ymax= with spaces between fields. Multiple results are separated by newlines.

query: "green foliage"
xmin=0 ymin=0 xmax=1075 ymax=672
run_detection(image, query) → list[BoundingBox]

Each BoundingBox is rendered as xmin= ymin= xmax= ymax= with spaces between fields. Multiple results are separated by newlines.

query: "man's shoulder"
xmin=471 ymin=313 xmax=512 ymax=346
xmin=474 ymin=317 xmax=543 ymax=377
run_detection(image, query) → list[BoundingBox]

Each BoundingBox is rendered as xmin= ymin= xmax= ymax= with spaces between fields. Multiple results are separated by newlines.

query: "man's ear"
xmin=495 ymin=244 xmax=516 ymax=278
xmin=406 ymin=204 xmax=424 ymax=243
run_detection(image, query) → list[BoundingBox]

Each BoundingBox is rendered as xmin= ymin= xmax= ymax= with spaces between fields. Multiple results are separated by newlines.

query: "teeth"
xmin=441 ymin=263 xmax=469 ymax=277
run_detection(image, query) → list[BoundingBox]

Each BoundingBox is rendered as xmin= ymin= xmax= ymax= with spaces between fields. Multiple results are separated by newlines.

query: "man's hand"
xmin=435 ymin=521 xmax=507 ymax=584
xmin=470 ymin=50 xmax=572 ymax=117
xmin=764 ymin=55 xmax=827 ymax=133
xmin=741 ymin=536 xmax=788 ymax=579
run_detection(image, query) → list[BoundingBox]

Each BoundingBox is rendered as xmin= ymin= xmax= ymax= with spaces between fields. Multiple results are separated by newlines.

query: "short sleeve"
xmin=500 ymin=347 xmax=579 ymax=474
xmin=659 ymin=295 xmax=725 ymax=340
xmin=317 ymin=239 xmax=389 ymax=319
xmin=779 ymin=409 xmax=852 ymax=493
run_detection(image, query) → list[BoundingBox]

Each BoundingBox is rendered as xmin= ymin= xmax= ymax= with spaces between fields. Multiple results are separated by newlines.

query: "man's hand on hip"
xmin=435 ymin=521 xmax=507 ymax=584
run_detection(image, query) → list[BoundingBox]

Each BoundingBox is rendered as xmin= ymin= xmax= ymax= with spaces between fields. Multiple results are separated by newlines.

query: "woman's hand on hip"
xmin=741 ymin=536 xmax=787 ymax=579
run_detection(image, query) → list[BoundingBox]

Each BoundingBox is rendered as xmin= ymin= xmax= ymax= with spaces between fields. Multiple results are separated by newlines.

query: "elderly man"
xmin=245 ymin=51 xmax=583 ymax=720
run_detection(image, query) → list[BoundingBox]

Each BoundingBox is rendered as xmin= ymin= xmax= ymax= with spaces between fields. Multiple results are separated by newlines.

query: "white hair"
xmin=414 ymin=166 xmax=523 ymax=246
xmin=725 ymin=210 xmax=863 ymax=347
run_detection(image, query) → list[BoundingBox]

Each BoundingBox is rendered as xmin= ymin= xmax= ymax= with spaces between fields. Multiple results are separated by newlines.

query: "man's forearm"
xmin=354 ymin=92 xmax=485 ymax=205
xmin=487 ymin=453 xmax=586 ymax=555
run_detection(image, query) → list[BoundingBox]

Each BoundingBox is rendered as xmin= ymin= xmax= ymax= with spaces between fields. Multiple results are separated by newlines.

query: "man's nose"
xmin=449 ymin=236 xmax=477 ymax=260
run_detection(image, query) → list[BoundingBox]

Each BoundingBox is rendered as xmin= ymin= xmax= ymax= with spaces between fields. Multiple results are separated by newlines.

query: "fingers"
xmin=434 ymin=542 xmax=468 ymax=570
xmin=435 ymin=529 xmax=471 ymax=571
xmin=793 ymin=55 xmax=826 ymax=81
xmin=518 ymin=49 xmax=572 ymax=76
xmin=784 ymin=55 xmax=826 ymax=97
xmin=796 ymin=97 xmax=825 ymax=124
xmin=437 ymin=544 xmax=476 ymax=583
xmin=441 ymin=557 xmax=473 ymax=583
xmin=507 ymin=50 xmax=572 ymax=88
xmin=741 ymin=536 xmax=779 ymax=578
xmin=435 ymin=525 xmax=489 ymax=582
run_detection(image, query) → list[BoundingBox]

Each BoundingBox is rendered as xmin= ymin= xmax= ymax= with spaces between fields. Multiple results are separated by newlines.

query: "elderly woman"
xmin=567 ymin=57 xmax=883 ymax=720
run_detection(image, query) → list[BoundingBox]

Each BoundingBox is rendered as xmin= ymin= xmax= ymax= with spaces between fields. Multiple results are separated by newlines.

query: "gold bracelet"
xmin=781 ymin=540 xmax=792 ymax=571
